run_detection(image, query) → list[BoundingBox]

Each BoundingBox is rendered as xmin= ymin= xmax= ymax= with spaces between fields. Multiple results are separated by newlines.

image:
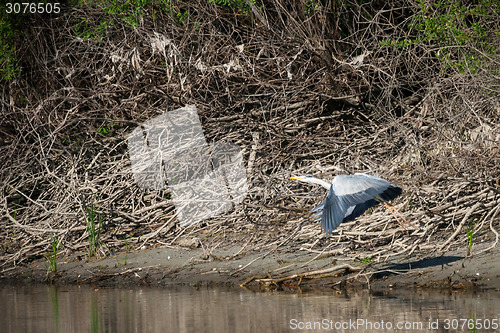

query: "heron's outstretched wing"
xmin=313 ymin=199 xmax=378 ymax=223
xmin=319 ymin=174 xmax=402 ymax=234
xmin=342 ymin=199 xmax=379 ymax=223
xmin=321 ymin=186 xmax=349 ymax=234
xmin=331 ymin=174 xmax=401 ymax=205
xmin=311 ymin=202 xmax=324 ymax=216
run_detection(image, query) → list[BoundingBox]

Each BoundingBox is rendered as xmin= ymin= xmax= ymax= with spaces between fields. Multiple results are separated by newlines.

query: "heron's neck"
xmin=310 ymin=178 xmax=332 ymax=190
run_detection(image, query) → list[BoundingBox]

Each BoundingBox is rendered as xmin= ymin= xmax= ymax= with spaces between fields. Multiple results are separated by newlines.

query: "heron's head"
xmin=290 ymin=174 xmax=331 ymax=190
xmin=289 ymin=174 xmax=315 ymax=183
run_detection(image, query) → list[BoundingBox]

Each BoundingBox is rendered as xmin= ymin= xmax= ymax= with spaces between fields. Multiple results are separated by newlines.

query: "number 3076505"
xmin=5 ymin=3 xmax=61 ymax=14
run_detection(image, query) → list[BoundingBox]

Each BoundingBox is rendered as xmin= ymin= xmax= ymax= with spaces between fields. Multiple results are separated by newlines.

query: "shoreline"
xmin=2 ymin=241 xmax=499 ymax=292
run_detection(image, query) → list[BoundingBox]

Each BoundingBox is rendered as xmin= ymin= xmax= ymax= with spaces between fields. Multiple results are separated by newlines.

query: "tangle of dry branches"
xmin=1 ymin=1 xmax=498 ymax=272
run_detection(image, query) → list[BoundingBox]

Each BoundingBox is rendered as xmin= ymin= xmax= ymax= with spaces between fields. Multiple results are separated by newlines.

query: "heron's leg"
xmin=384 ymin=204 xmax=407 ymax=229
xmin=392 ymin=205 xmax=415 ymax=228
xmin=384 ymin=203 xmax=414 ymax=228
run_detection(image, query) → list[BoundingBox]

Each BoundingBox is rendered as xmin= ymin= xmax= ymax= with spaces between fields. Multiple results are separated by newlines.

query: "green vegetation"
xmin=72 ymin=0 xmax=193 ymax=39
xmin=72 ymin=0 xmax=155 ymax=26
xmin=12 ymin=200 xmax=21 ymax=220
xmin=0 ymin=7 xmax=23 ymax=81
xmin=124 ymin=236 xmax=131 ymax=252
xmin=360 ymin=256 xmax=373 ymax=264
xmin=209 ymin=0 xmax=255 ymax=14
xmin=74 ymin=16 xmax=113 ymax=42
xmin=155 ymin=0 xmax=191 ymax=25
xmin=381 ymin=0 xmax=499 ymax=73
xmin=86 ymin=199 xmax=102 ymax=258
xmin=90 ymin=298 xmax=100 ymax=332
xmin=120 ymin=236 xmax=131 ymax=265
xmin=47 ymin=235 xmax=60 ymax=273
xmin=97 ymin=118 xmax=117 ymax=135
xmin=1 ymin=1 xmax=57 ymax=81
xmin=466 ymin=219 xmax=476 ymax=257
xmin=60 ymin=133 xmax=83 ymax=147
xmin=468 ymin=312 xmax=477 ymax=333
xmin=175 ymin=9 xmax=189 ymax=24
xmin=413 ymin=0 xmax=497 ymax=46
xmin=101 ymin=0 xmax=153 ymax=27
xmin=304 ymin=0 xmax=321 ymax=16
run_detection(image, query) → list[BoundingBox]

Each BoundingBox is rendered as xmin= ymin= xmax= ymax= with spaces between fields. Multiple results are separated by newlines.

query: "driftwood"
xmin=240 ymin=264 xmax=363 ymax=288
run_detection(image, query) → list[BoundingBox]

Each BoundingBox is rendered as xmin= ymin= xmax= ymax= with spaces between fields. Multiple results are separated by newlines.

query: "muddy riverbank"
xmin=2 ymin=239 xmax=499 ymax=293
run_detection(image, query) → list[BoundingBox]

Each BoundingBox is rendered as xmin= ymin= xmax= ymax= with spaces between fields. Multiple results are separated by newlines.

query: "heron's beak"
xmin=289 ymin=176 xmax=298 ymax=180
xmin=289 ymin=176 xmax=304 ymax=180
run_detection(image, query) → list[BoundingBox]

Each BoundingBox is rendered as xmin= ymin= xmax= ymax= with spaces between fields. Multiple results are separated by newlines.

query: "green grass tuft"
xmin=47 ymin=235 xmax=60 ymax=273
xmin=466 ymin=219 xmax=476 ymax=257
xmin=86 ymin=199 xmax=102 ymax=258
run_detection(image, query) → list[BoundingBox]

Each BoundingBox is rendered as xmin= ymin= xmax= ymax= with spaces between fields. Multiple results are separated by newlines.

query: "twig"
xmin=439 ymin=202 xmax=483 ymax=252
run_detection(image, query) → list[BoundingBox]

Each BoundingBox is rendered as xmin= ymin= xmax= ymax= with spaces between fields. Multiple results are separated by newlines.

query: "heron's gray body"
xmin=294 ymin=173 xmax=402 ymax=234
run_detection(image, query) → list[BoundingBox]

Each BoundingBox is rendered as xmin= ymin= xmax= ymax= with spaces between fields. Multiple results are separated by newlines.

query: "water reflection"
xmin=1 ymin=284 xmax=498 ymax=332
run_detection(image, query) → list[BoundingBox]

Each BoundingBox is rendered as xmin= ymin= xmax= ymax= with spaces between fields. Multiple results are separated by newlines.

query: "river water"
xmin=1 ymin=284 xmax=498 ymax=332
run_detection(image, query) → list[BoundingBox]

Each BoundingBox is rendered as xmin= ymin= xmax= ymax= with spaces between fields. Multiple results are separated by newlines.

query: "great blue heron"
xmin=290 ymin=173 xmax=411 ymax=234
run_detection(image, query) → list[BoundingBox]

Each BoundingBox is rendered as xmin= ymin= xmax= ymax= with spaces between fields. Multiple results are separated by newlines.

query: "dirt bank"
xmin=3 ymin=237 xmax=499 ymax=293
